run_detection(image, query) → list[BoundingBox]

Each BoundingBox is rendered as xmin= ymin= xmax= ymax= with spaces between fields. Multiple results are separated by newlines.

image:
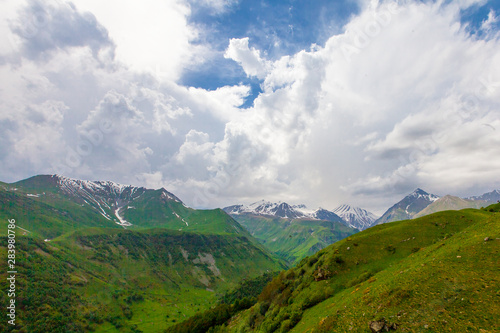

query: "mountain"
xmin=224 ymin=200 xmax=314 ymax=219
xmin=7 ymin=174 xmax=251 ymax=237
xmin=332 ymin=204 xmax=378 ymax=230
xmin=373 ymin=188 xmax=439 ymax=225
xmin=466 ymin=189 xmax=500 ymax=203
xmin=0 ymin=175 xmax=285 ymax=332
xmin=413 ymin=195 xmax=486 ymax=218
xmin=224 ymin=200 xmax=346 ymax=223
xmin=223 ymin=201 xmax=355 ymax=264
xmin=171 ymin=204 xmax=500 ymax=332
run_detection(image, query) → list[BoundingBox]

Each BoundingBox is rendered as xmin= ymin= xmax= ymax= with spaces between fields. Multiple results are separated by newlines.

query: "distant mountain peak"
xmin=409 ymin=188 xmax=439 ymax=200
xmin=466 ymin=189 xmax=500 ymax=202
xmin=224 ymin=200 xmax=319 ymax=220
xmin=223 ymin=201 xmax=371 ymax=227
xmin=373 ymin=189 xmax=440 ymax=225
xmin=332 ymin=204 xmax=378 ymax=231
xmin=229 ymin=200 xmax=310 ymax=219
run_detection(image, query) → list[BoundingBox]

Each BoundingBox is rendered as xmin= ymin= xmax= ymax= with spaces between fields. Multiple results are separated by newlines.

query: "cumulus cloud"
xmin=71 ymin=0 xmax=203 ymax=81
xmin=195 ymin=0 xmax=500 ymax=211
xmin=224 ymin=37 xmax=271 ymax=79
xmin=1 ymin=0 xmax=500 ymax=214
xmin=12 ymin=0 xmax=113 ymax=60
xmin=0 ymin=100 xmax=68 ymax=177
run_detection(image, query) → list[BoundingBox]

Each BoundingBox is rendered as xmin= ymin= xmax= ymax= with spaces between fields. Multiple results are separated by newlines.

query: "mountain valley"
xmin=1 ymin=175 xmax=499 ymax=333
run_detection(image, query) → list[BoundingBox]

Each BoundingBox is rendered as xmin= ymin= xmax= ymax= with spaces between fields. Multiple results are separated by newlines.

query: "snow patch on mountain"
xmin=466 ymin=189 xmax=500 ymax=203
xmin=115 ymin=207 xmax=132 ymax=226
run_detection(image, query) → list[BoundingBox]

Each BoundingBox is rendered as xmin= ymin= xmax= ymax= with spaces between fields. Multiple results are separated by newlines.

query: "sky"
xmin=1 ymin=0 xmax=499 ymax=215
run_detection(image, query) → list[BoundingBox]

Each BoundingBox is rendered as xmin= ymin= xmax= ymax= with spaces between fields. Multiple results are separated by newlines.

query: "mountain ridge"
xmin=223 ymin=200 xmax=378 ymax=228
xmin=332 ymin=204 xmax=378 ymax=231
xmin=413 ymin=194 xmax=487 ymax=218
xmin=373 ymin=188 xmax=440 ymax=225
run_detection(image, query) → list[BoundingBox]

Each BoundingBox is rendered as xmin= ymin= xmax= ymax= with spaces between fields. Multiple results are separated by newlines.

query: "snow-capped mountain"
xmin=224 ymin=200 xmax=314 ymax=219
xmin=55 ymin=175 xmax=182 ymax=225
xmin=332 ymin=204 xmax=378 ymax=231
xmin=466 ymin=189 xmax=500 ymax=203
xmin=313 ymin=208 xmax=346 ymax=223
xmin=223 ymin=200 xmax=346 ymax=223
xmin=373 ymin=188 xmax=440 ymax=225
xmin=16 ymin=174 xmax=183 ymax=227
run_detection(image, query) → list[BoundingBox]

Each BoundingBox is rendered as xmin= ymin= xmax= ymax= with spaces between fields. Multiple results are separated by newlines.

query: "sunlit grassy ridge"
xmin=181 ymin=207 xmax=499 ymax=333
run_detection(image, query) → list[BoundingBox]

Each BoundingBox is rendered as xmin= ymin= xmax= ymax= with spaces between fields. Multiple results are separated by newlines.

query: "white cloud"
xmin=1 ymin=0 xmax=500 ymax=214
xmin=70 ymin=0 xmax=202 ymax=81
xmin=194 ymin=0 xmax=500 ymax=211
xmin=224 ymin=37 xmax=271 ymax=79
xmin=481 ymin=9 xmax=499 ymax=37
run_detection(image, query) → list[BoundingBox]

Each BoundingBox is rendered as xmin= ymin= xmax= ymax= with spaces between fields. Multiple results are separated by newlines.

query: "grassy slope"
xmin=0 ymin=187 xmax=121 ymax=239
xmin=231 ymin=214 xmax=356 ymax=264
xmin=222 ymin=208 xmax=499 ymax=333
xmin=0 ymin=228 xmax=283 ymax=333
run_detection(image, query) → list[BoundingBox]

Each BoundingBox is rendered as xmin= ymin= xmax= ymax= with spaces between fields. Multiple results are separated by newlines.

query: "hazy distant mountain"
xmin=332 ymin=204 xmax=378 ymax=231
xmin=224 ymin=200 xmax=345 ymax=223
xmin=373 ymin=188 xmax=439 ymax=225
xmin=466 ymin=189 xmax=500 ymax=203
xmin=413 ymin=195 xmax=486 ymax=218
xmin=224 ymin=200 xmax=313 ymax=219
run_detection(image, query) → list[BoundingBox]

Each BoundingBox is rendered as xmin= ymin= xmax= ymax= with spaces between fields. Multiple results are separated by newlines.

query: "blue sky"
xmin=182 ymin=0 xmax=361 ymax=106
xmin=182 ymin=0 xmax=500 ymax=106
xmin=1 ymin=0 xmax=500 ymax=213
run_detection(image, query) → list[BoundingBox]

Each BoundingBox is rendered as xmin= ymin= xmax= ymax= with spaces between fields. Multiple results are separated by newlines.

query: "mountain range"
xmin=1 ymin=174 xmax=499 ymax=332
xmin=9 ymin=174 xmax=257 ymax=238
xmin=223 ymin=187 xmax=500 ymax=264
xmin=223 ymin=201 xmax=378 ymax=264
xmin=224 ymin=200 xmax=377 ymax=231
xmin=374 ymin=188 xmax=500 ymax=225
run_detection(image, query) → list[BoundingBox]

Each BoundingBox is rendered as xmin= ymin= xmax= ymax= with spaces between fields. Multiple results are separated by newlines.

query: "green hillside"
xmin=0 ymin=185 xmax=121 ymax=239
xmin=0 ymin=228 xmax=283 ymax=333
xmin=0 ymin=179 xmax=261 ymax=256
xmin=181 ymin=206 xmax=499 ymax=333
xmin=0 ymin=175 xmax=286 ymax=332
xmin=231 ymin=213 xmax=357 ymax=264
xmin=5 ymin=176 xmax=252 ymax=238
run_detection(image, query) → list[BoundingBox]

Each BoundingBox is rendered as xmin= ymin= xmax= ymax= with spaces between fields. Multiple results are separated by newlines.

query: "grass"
xmin=0 ymin=227 xmax=283 ymax=332
xmin=210 ymin=207 xmax=499 ymax=333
